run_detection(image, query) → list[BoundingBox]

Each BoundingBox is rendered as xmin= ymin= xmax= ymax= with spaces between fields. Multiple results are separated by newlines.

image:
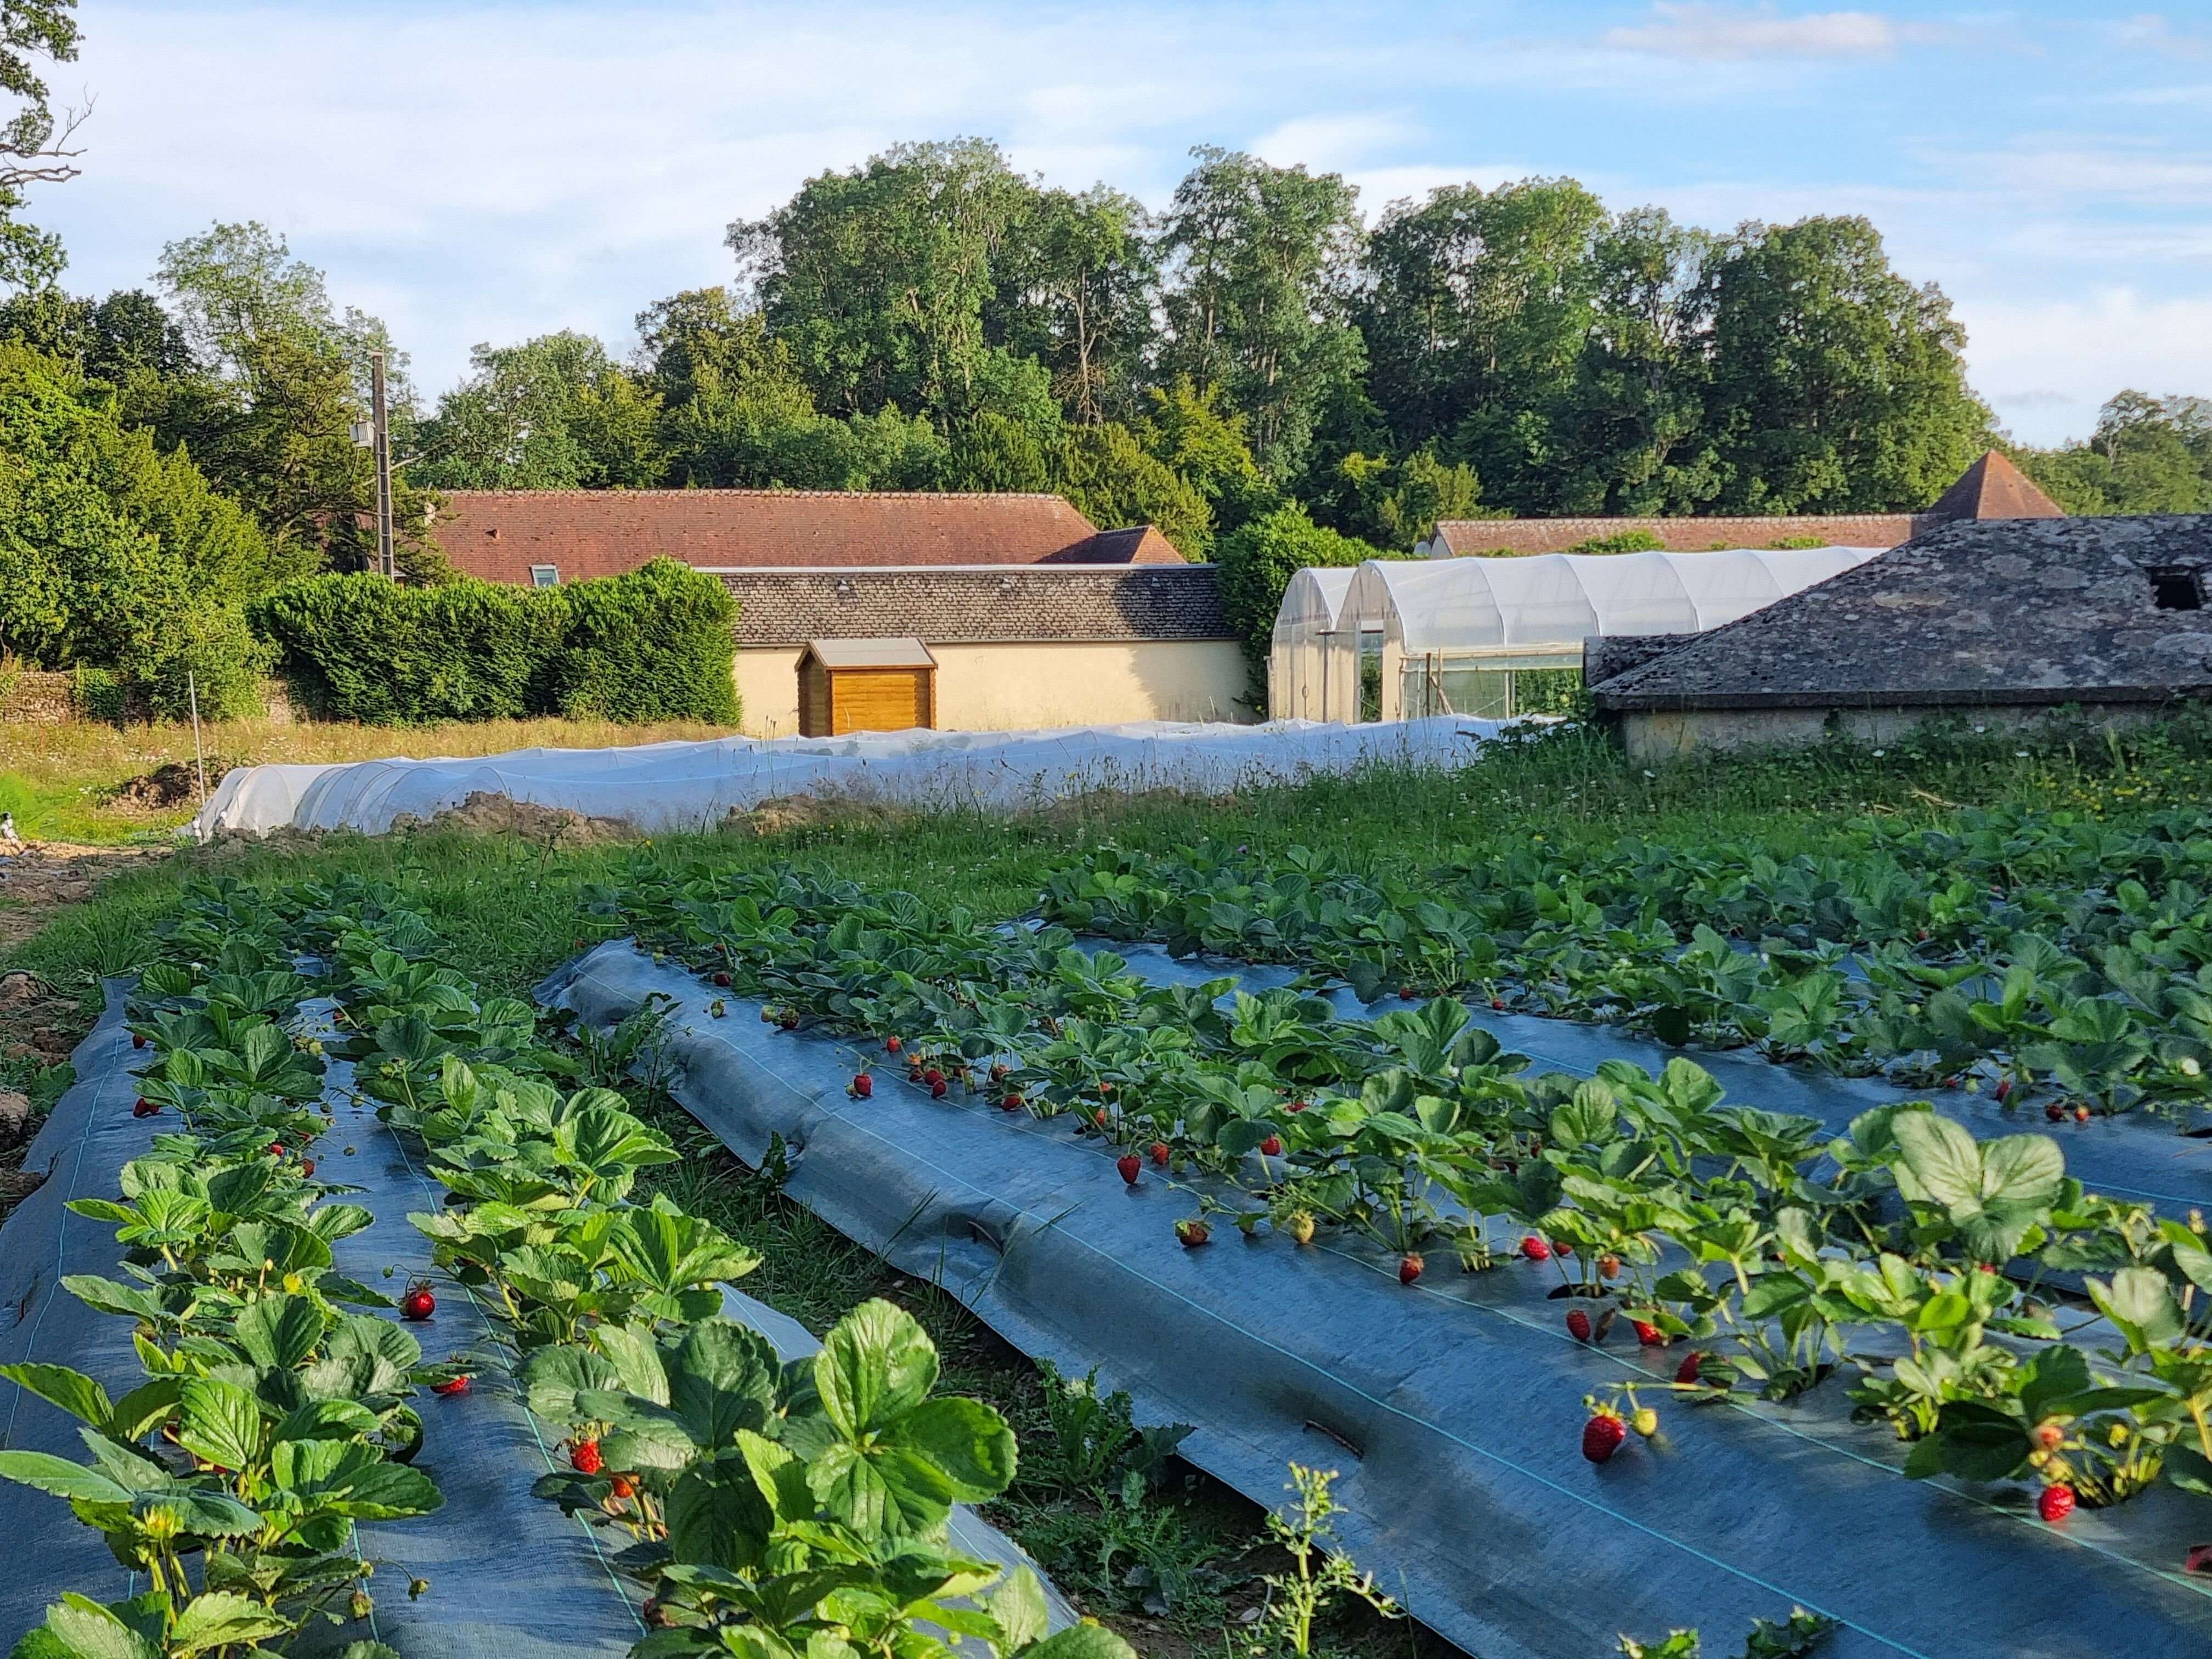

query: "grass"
xmin=0 ymin=713 xmax=737 ymax=844
xmin=12 ymin=710 xmax=2212 ymax=1655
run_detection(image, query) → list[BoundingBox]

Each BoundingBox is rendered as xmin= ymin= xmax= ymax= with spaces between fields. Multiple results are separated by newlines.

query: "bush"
xmin=252 ymin=558 xmax=737 ymax=726
xmin=1562 ymin=528 xmax=1667 ymax=555
xmin=553 ymin=559 xmax=741 ymax=723
xmin=1214 ymin=504 xmax=1385 ymax=691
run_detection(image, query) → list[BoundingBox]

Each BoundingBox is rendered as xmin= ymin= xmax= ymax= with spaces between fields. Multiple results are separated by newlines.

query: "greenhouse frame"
xmin=1278 ymin=546 xmax=1883 ymax=723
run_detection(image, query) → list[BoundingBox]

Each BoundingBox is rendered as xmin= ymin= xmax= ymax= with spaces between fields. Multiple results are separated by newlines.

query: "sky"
xmin=27 ymin=1 xmax=2212 ymax=445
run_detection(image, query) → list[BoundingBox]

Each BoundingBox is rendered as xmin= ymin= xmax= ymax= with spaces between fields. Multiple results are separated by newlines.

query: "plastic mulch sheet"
xmin=543 ymin=943 xmax=2212 ymax=1659
xmin=0 ymin=988 xmax=1069 ymax=1653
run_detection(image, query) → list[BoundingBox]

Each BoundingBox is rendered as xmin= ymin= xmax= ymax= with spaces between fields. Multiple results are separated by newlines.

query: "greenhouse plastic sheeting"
xmin=544 ymin=943 xmax=2212 ymax=1659
xmin=0 ymin=989 xmax=1068 ymax=1654
xmin=190 ymin=718 xmax=1504 ymax=839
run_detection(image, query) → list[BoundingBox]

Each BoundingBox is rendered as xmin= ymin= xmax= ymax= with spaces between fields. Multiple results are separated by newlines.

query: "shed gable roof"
xmin=720 ymin=565 xmax=1234 ymax=647
xmin=1589 ymin=515 xmax=2212 ymax=712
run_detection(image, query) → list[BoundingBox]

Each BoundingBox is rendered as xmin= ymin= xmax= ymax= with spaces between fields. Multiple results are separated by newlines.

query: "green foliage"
xmin=1214 ymin=504 xmax=1384 ymax=687
xmin=0 ymin=0 xmax=81 ymax=287
xmin=1053 ymin=422 xmax=1208 ymax=557
xmin=252 ymin=558 xmax=736 ymax=726
xmin=1316 ymin=447 xmax=1483 ymax=550
xmin=415 ymin=330 xmax=665 ymax=489
xmin=554 ymin=557 xmax=741 ymax=724
xmin=1563 ymin=528 xmax=1667 ymax=555
xmin=0 ymin=342 xmax=275 ymax=717
xmin=2012 ymin=391 xmax=2212 ymax=515
xmin=1244 ymin=1466 xmax=1397 ymax=1658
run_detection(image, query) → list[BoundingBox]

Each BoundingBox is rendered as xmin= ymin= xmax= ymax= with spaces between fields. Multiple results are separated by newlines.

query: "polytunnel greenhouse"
xmin=1280 ymin=546 xmax=1882 ymax=723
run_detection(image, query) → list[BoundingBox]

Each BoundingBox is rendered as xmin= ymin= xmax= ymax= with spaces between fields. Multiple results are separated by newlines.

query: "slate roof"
xmin=1589 ymin=515 xmax=2212 ymax=712
xmin=717 ymin=565 xmax=1236 ymax=648
xmin=1429 ymin=450 xmax=2062 ymax=557
xmin=430 ymin=490 xmax=1185 ymax=583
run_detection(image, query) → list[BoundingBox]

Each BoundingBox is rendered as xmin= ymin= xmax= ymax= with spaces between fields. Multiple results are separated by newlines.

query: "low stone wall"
xmin=1617 ymin=699 xmax=2188 ymax=761
xmin=0 ymin=670 xmax=296 ymax=726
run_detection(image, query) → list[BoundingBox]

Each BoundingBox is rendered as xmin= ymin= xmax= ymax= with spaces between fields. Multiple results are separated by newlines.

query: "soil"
xmin=724 ymin=792 xmax=914 ymax=839
xmin=0 ymin=841 xmax=170 ymax=950
xmin=394 ymin=791 xmax=640 ymax=845
xmin=100 ymin=759 xmax=233 ymax=812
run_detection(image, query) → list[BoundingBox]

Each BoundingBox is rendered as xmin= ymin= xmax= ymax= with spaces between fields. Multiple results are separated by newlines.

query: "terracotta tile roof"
xmin=1588 ymin=515 xmax=2212 ymax=712
xmin=1925 ymin=450 xmax=2066 ymax=521
xmin=428 ymin=490 xmax=1184 ymax=583
xmin=1429 ymin=513 xmax=1919 ymax=556
xmin=718 ymin=566 xmax=1234 ymax=647
xmin=1430 ymin=453 xmax=2065 ymax=558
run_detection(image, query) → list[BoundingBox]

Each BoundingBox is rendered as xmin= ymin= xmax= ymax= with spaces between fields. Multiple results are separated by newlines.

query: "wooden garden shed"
xmin=795 ymin=637 xmax=938 ymax=736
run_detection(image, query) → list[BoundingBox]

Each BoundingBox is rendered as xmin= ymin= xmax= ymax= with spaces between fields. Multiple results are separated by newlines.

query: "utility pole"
xmin=371 ymin=348 xmax=395 ymax=579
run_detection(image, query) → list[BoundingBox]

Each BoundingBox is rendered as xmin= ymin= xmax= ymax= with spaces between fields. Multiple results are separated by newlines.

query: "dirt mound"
xmin=101 ymin=759 xmax=232 ymax=811
xmin=397 ymin=791 xmax=639 ymax=844
xmin=723 ymin=793 xmax=916 ymax=839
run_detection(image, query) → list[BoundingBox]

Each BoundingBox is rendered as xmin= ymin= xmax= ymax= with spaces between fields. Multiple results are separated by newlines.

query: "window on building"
xmin=2149 ymin=568 xmax=2203 ymax=611
xmin=529 ymin=565 xmax=560 ymax=588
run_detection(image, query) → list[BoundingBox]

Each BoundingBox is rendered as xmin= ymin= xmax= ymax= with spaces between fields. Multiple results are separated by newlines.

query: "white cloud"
xmin=1963 ymin=291 xmax=2212 ymax=445
xmin=1601 ymin=3 xmax=1931 ymax=60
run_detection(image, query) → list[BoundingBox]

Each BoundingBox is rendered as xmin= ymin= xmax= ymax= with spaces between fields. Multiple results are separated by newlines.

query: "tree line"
xmin=1 ymin=2 xmax=2208 ymax=718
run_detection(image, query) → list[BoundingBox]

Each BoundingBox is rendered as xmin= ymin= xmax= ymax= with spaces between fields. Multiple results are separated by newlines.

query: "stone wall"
xmin=0 ymin=670 xmax=297 ymax=726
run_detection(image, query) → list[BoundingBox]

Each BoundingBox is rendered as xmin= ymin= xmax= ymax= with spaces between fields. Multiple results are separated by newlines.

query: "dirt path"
xmin=0 ymin=841 xmax=169 ymax=951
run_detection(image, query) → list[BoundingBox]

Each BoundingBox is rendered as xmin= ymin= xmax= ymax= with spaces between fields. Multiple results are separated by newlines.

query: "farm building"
xmin=715 ymin=565 xmax=1246 ymax=737
xmin=428 ymin=488 xmax=1182 ymax=584
xmin=1272 ymin=546 xmax=1880 ymax=723
xmin=1587 ymin=514 xmax=2212 ymax=758
xmin=1417 ymin=450 xmax=2063 ymax=557
xmin=795 ymin=638 xmax=938 ymax=737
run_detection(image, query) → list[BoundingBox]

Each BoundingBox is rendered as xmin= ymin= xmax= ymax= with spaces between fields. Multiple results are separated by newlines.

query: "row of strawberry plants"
xmin=217 ymin=873 xmax=1135 ymax=1659
xmin=1039 ymin=812 xmax=2212 ymax=1118
xmin=595 ymin=857 xmax=2212 ymax=1552
xmin=0 ymin=898 xmax=443 ymax=1659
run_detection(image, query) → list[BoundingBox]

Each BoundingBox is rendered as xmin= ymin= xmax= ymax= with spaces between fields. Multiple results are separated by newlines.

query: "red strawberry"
xmin=268 ymin=1143 xmax=285 ymax=1158
xmin=853 ymin=1073 xmax=873 ymax=1098
xmin=2045 ymin=1102 xmax=2065 ymax=1122
xmin=1117 ymin=1153 xmax=1142 ymax=1185
xmin=2038 ymin=1485 xmax=2075 ymax=1523
xmin=400 ymin=1283 xmax=436 ymax=1322
xmin=990 ymin=1062 xmax=1008 ymax=1081
xmin=1632 ymin=1320 xmax=1664 ymax=1347
xmin=132 ymin=1098 xmax=160 ymax=1118
xmin=1399 ymin=1252 xmax=1424 ymax=1285
xmin=2187 ymin=1544 xmax=2212 ymax=1576
xmin=1675 ymin=1351 xmax=1706 ymax=1385
xmin=1094 ymin=1108 xmax=1109 ymax=1126
xmin=930 ymin=1080 xmax=948 ymax=1099
xmin=1149 ymin=1141 xmax=1170 ymax=1165
xmin=1556 ymin=1242 xmax=1573 ymax=1257
xmin=1520 ymin=1235 xmax=1551 ymax=1262
xmin=132 ymin=1032 xmax=147 ymax=1050
xmin=1398 ymin=987 xmax=1416 ymax=1000
xmin=1175 ymin=1217 xmax=1210 ymax=1248
xmin=1259 ymin=1135 xmax=1283 ymax=1157
xmin=1491 ymin=998 xmax=1505 ymax=1011
xmin=1995 ymin=1079 xmax=2012 ymax=1102
xmin=1566 ymin=1308 xmax=1593 ymax=1342
xmin=885 ymin=1036 xmax=902 ymax=1054
xmin=432 ymin=1375 xmax=470 ymax=1397
xmin=609 ymin=1473 xmax=637 ymax=1500
xmin=571 ymin=1439 xmax=603 ymax=1476
xmin=1000 ymin=1093 xmax=1023 ymax=1111
xmin=778 ymin=1011 xmax=798 ymax=1031
xmin=1582 ymin=1412 xmax=1627 ymax=1464
xmin=2073 ymin=1104 xmax=2091 ymax=1124
xmin=1597 ymin=1253 xmax=1622 ymax=1280
xmin=923 ymin=1068 xmax=945 ymax=1088
xmin=1286 ymin=1099 xmax=1307 ymax=1113
xmin=1099 ymin=1082 xmax=1115 ymax=1096
xmin=2033 ymin=1420 xmax=2064 ymax=1452
xmin=299 ymin=1159 xmax=316 ymax=1178
xmin=713 ymin=970 xmax=731 ymax=987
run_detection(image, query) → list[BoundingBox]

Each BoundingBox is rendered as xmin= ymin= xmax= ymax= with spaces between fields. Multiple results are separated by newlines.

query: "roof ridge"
xmin=434 ymin=488 xmax=1081 ymax=502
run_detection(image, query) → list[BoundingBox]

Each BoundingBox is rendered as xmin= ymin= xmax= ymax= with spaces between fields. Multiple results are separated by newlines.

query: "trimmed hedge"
xmin=251 ymin=557 xmax=740 ymax=725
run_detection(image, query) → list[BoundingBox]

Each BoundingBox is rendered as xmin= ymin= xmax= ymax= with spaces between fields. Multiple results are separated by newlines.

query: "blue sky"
xmin=32 ymin=1 xmax=2212 ymax=444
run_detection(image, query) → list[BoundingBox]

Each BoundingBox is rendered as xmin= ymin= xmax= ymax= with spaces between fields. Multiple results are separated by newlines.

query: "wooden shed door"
xmin=830 ymin=668 xmax=933 ymax=735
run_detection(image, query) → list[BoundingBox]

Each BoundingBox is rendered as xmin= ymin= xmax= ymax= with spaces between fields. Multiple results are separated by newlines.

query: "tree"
xmin=1701 ymin=216 xmax=1988 ymax=512
xmin=1053 ymin=422 xmax=1208 ymax=556
xmin=0 ymin=0 xmax=82 ymax=290
xmin=153 ymin=222 xmax=435 ymax=573
xmin=1132 ymin=377 xmax=1278 ymax=533
xmin=0 ymin=286 xmax=195 ymax=392
xmin=1156 ymin=146 xmax=1366 ymax=478
xmin=1311 ymin=447 xmax=1482 ymax=550
xmin=0 ymin=341 xmax=280 ymax=716
xmin=730 ymin=138 xmax=1043 ymax=432
xmin=989 ymin=184 xmax=1156 ymax=424
xmin=415 ymin=331 xmax=663 ymax=490
xmin=2013 ymin=391 xmax=2212 ymax=515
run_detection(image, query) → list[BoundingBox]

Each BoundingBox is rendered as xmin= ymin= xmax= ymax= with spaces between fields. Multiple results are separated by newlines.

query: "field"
xmin=7 ymin=712 xmax=2212 ymax=1659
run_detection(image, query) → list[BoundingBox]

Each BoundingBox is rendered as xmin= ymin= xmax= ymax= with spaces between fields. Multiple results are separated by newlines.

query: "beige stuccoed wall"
xmin=735 ymin=641 xmax=1250 ymax=737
